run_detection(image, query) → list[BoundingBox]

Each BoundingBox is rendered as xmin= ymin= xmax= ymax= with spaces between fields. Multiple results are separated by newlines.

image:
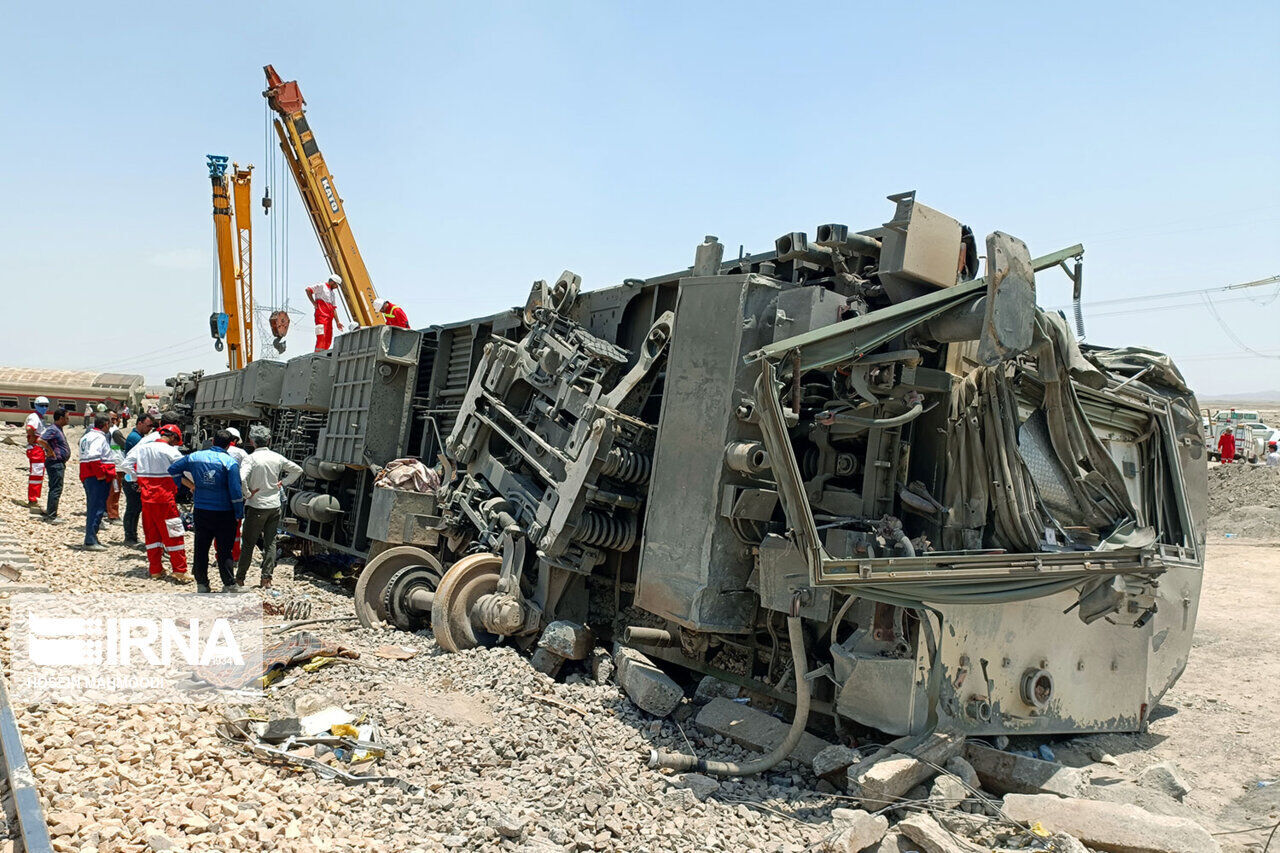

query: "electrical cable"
xmin=1201 ymin=293 xmax=1280 ymax=361
xmin=648 ymin=614 xmax=810 ymax=777
xmin=1050 ymin=274 xmax=1280 ymax=313
xmin=108 ymin=335 xmax=209 ymax=367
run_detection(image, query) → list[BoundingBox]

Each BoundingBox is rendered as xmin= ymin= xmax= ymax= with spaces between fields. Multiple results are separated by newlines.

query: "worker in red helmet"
xmin=122 ymin=424 xmax=190 ymax=579
xmin=378 ymin=299 xmax=410 ymax=329
xmin=1217 ymin=428 xmax=1236 ymax=463
xmin=306 ymin=274 xmax=346 ymax=351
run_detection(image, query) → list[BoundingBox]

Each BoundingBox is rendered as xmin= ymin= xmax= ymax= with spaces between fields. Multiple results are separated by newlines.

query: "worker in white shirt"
xmin=78 ymin=415 xmax=116 ymax=551
xmin=236 ymin=425 xmax=303 ymax=588
xmin=305 ymin=275 xmax=346 ymax=351
xmin=20 ymin=396 xmax=50 ymax=509
xmin=225 ymin=427 xmax=249 ymax=463
xmin=123 ymin=424 xmax=191 ymax=579
xmin=1266 ymin=441 xmax=1280 ymax=468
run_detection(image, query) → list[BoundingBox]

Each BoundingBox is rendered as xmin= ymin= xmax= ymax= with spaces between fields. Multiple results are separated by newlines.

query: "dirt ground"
xmin=1061 ymin=538 xmax=1280 ymax=839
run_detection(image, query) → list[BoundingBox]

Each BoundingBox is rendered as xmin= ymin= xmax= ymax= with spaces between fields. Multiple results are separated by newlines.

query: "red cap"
xmin=158 ymin=425 xmax=183 ymax=441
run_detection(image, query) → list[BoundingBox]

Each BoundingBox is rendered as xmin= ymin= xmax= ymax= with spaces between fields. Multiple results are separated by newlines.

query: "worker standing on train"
xmin=305 ymin=274 xmax=345 ymax=351
xmin=378 ymin=299 xmax=410 ymax=329
xmin=20 ymin=396 xmax=50 ymax=509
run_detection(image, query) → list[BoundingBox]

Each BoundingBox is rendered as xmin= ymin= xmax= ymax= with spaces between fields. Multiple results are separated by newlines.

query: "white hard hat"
xmin=379 ymin=299 xmax=392 ymax=310
xmin=226 ymin=427 xmax=241 ymax=441
xmin=328 ymin=274 xmax=342 ymax=286
xmin=34 ymin=396 xmax=49 ymax=406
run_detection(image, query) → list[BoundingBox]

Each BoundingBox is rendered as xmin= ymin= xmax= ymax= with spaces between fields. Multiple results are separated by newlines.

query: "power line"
xmin=1083 ymin=290 xmax=1279 ymax=320
xmin=1201 ymin=292 xmax=1280 ymax=361
xmin=1178 ymin=349 xmax=1280 ymax=362
xmin=1049 ymin=274 xmax=1280 ymax=312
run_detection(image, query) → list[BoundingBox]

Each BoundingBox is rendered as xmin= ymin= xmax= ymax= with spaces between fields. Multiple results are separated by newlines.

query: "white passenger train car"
xmin=0 ymin=367 xmax=145 ymax=425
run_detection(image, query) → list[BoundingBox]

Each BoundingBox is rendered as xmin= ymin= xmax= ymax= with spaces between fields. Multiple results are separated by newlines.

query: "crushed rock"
xmin=1206 ymin=462 xmax=1280 ymax=537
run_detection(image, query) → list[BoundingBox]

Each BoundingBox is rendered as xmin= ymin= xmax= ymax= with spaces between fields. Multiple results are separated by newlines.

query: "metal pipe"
xmin=648 ymin=615 xmax=810 ymax=776
xmin=724 ymin=441 xmax=771 ymax=475
xmin=817 ymin=402 xmax=923 ymax=429
xmin=622 ymin=626 xmax=675 ymax=647
xmin=0 ymin=674 xmax=54 ymax=853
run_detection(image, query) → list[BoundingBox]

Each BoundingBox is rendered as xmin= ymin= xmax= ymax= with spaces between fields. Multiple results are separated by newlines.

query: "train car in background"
xmin=0 ymin=367 xmax=146 ymax=425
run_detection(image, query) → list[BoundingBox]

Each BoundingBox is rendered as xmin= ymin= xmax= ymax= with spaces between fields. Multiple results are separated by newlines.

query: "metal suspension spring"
xmin=573 ymin=511 xmax=637 ymax=551
xmin=601 ymin=447 xmax=652 ymax=485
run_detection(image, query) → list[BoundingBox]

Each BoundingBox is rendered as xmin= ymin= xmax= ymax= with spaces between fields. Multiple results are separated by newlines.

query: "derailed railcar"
xmin=355 ymin=192 xmax=1205 ymax=740
xmin=187 ymin=191 xmax=1206 ymax=740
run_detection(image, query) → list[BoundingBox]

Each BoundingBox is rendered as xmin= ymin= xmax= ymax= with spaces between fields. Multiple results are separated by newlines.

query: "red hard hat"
xmin=158 ymin=424 xmax=183 ymax=441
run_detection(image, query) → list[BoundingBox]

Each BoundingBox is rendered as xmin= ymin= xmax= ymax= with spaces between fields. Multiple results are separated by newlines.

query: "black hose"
xmin=648 ymin=615 xmax=810 ymax=776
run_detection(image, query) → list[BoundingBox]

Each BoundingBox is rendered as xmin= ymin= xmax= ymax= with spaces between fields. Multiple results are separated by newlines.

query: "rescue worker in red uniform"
xmin=306 ymin=274 xmax=346 ymax=351
xmin=1217 ymin=429 xmax=1236 ymax=463
xmin=123 ymin=424 xmax=190 ymax=578
xmin=22 ymin=396 xmax=50 ymax=508
xmin=378 ymin=299 xmax=410 ymax=329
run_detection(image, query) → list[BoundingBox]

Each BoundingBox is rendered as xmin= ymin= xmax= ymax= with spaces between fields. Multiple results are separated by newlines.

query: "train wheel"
xmin=431 ymin=552 xmax=503 ymax=653
xmin=354 ymin=546 xmax=443 ymax=628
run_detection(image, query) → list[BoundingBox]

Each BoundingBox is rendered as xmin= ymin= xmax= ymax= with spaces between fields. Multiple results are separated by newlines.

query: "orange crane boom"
xmin=262 ymin=64 xmax=382 ymax=328
xmin=208 ymin=155 xmax=254 ymax=369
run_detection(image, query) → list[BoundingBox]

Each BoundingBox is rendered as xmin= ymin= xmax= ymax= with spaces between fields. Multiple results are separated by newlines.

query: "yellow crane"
xmin=262 ymin=64 xmax=383 ymax=328
xmin=208 ymin=155 xmax=255 ymax=370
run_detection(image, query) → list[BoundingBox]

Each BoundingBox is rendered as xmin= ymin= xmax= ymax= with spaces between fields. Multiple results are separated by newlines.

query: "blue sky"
xmin=2 ymin=2 xmax=1277 ymax=394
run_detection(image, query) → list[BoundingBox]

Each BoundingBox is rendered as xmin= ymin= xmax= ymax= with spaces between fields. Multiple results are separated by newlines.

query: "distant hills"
xmin=1201 ymin=391 xmax=1280 ymax=404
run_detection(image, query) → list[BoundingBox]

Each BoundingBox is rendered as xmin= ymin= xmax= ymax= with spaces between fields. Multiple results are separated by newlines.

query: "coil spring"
xmin=283 ymin=599 xmax=313 ymax=621
xmin=601 ymin=447 xmax=652 ymax=485
xmin=573 ymin=511 xmax=637 ymax=551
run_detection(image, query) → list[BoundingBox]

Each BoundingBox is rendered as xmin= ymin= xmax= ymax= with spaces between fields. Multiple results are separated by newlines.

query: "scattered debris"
xmin=298 ymin=705 xmax=355 ymax=736
xmin=613 ymin=645 xmax=683 ymax=718
xmin=1089 ymin=746 xmax=1121 ymax=766
xmin=847 ymin=732 xmax=966 ymax=808
xmin=824 ymin=808 xmax=889 ymax=853
xmin=694 ymin=696 xmax=834 ymax=768
xmin=1137 ymin=760 xmax=1192 ymax=802
xmin=896 ymin=812 xmax=986 ymax=853
xmin=944 ymin=755 xmax=980 ymax=790
xmin=1001 ymin=793 xmax=1219 ymax=853
xmin=193 ymin=630 xmax=359 ymax=688
xmin=813 ymin=743 xmax=863 ymax=788
xmin=672 ymin=772 xmax=720 ymax=801
xmin=373 ymin=644 xmax=420 ymax=660
xmin=964 ymin=741 xmax=1088 ymax=797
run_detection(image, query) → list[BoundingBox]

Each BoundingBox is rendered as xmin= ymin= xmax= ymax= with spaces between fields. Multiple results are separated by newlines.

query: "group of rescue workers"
xmin=1216 ymin=428 xmax=1280 ymax=467
xmin=22 ymin=404 xmax=304 ymax=594
xmin=16 ymin=278 xmax=410 ymax=591
xmin=305 ymin=274 xmax=409 ymax=351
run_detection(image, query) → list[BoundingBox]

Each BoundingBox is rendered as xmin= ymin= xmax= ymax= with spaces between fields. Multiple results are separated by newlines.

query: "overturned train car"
xmin=190 ymin=193 xmax=1207 ymax=739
